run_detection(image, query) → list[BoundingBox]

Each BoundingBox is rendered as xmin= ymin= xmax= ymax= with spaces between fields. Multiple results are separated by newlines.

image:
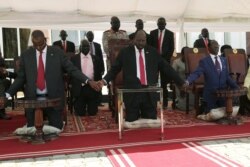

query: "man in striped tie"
xmin=186 ymin=40 xmax=239 ymax=114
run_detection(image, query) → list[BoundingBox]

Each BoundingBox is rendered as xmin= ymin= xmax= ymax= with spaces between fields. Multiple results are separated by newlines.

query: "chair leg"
xmin=194 ymin=90 xmax=201 ymax=115
xmin=63 ymin=106 xmax=67 ymax=125
xmin=11 ymin=95 xmax=15 ymax=110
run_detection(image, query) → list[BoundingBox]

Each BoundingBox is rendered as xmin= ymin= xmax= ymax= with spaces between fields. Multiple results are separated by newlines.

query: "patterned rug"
xmin=3 ymin=103 xmax=249 ymax=136
xmin=63 ymin=103 xmax=220 ymax=134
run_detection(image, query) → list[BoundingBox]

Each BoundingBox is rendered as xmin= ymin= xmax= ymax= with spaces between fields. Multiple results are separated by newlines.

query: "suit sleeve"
xmin=71 ymin=42 xmax=75 ymax=53
xmin=226 ymin=76 xmax=239 ymax=89
xmin=61 ymin=51 xmax=88 ymax=83
xmin=149 ymin=31 xmax=154 ymax=47
xmin=97 ymin=44 xmax=105 ymax=74
xmin=103 ymin=49 xmax=123 ymax=83
xmin=6 ymin=54 xmax=26 ymax=96
xmin=225 ymin=63 xmax=239 ymax=89
xmin=193 ymin=40 xmax=199 ymax=48
xmin=158 ymin=57 xmax=184 ymax=87
xmin=166 ymin=32 xmax=174 ymax=62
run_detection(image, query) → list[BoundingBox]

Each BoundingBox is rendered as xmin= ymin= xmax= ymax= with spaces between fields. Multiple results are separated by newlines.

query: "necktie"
xmin=215 ymin=56 xmax=221 ymax=74
xmin=204 ymin=38 xmax=209 ymax=51
xmin=139 ymin=50 xmax=146 ymax=85
xmin=36 ymin=52 xmax=45 ymax=90
xmin=158 ymin=31 xmax=163 ymax=54
xmin=89 ymin=42 xmax=94 ymax=55
xmin=63 ymin=41 xmax=66 ymax=52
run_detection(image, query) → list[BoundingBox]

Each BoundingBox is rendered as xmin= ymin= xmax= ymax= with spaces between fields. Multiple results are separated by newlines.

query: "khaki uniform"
xmin=102 ymin=29 xmax=128 ymax=70
xmin=102 ymin=29 xmax=129 ymax=57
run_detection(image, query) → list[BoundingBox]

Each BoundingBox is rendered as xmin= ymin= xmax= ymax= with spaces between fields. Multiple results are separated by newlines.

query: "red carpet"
xmin=106 ymin=142 xmax=241 ymax=167
xmin=1 ymin=121 xmax=250 ymax=160
xmin=1 ymin=105 xmax=250 ymax=161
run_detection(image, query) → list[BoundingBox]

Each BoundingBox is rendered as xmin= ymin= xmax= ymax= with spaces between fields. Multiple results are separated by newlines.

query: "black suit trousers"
xmin=25 ymin=107 xmax=63 ymax=129
xmin=74 ymin=85 xmax=99 ymax=116
xmin=124 ymin=92 xmax=157 ymax=122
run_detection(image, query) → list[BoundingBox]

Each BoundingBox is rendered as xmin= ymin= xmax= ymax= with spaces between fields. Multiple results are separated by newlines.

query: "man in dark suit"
xmin=193 ymin=28 xmax=210 ymax=51
xmin=53 ymin=30 xmax=75 ymax=53
xmin=99 ymin=30 xmax=185 ymax=122
xmin=129 ymin=19 xmax=150 ymax=44
xmin=220 ymin=44 xmax=232 ymax=57
xmin=5 ymin=30 xmax=100 ymax=129
xmin=186 ymin=40 xmax=238 ymax=113
xmin=149 ymin=17 xmax=174 ymax=108
xmin=71 ymin=39 xmax=103 ymax=116
xmin=86 ymin=31 xmax=105 ymax=106
xmin=0 ymin=56 xmax=16 ymax=120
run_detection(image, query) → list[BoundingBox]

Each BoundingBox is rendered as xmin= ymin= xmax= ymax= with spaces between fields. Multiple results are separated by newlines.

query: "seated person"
xmin=0 ymin=56 xmax=16 ymax=120
xmin=185 ymin=40 xmax=239 ymax=116
xmin=239 ymin=67 xmax=250 ymax=115
xmin=70 ymin=39 xmax=103 ymax=116
xmin=172 ymin=47 xmax=194 ymax=111
xmin=220 ymin=44 xmax=232 ymax=57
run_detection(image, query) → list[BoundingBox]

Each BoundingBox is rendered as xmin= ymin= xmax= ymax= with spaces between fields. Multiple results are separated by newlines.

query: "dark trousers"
xmin=25 ymin=107 xmax=63 ymax=129
xmin=74 ymin=85 xmax=99 ymax=116
xmin=160 ymin=73 xmax=169 ymax=107
xmin=124 ymin=92 xmax=157 ymax=122
xmin=0 ymin=78 xmax=11 ymax=114
xmin=239 ymin=95 xmax=250 ymax=115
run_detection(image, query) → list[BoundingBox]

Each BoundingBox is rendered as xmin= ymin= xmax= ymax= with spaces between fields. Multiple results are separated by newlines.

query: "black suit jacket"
xmin=93 ymin=42 xmax=105 ymax=75
xmin=129 ymin=32 xmax=151 ymax=44
xmin=70 ymin=53 xmax=103 ymax=97
xmin=53 ymin=40 xmax=75 ymax=53
xmin=149 ymin=29 xmax=174 ymax=63
xmin=193 ymin=38 xmax=211 ymax=48
xmin=7 ymin=46 xmax=88 ymax=108
xmin=104 ymin=45 xmax=184 ymax=89
xmin=104 ymin=45 xmax=184 ymax=107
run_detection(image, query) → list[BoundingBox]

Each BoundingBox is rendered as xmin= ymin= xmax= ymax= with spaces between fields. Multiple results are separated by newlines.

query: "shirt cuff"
xmin=185 ymin=80 xmax=189 ymax=85
xmin=5 ymin=93 xmax=11 ymax=99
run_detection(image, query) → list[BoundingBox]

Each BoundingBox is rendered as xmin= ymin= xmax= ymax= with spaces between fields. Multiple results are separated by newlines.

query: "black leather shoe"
xmin=0 ymin=112 xmax=11 ymax=120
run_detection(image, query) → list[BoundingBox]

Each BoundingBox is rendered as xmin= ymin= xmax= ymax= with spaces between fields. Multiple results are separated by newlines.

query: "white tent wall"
xmin=1 ymin=0 xmax=250 ymax=53
xmin=1 ymin=0 xmax=250 ymax=30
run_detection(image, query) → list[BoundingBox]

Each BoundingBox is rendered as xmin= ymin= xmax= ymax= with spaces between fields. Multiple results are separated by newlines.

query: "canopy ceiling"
xmin=1 ymin=0 xmax=250 ymax=31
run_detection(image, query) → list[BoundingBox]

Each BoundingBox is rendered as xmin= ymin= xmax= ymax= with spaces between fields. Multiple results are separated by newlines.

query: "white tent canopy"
xmin=1 ymin=0 xmax=250 ymax=32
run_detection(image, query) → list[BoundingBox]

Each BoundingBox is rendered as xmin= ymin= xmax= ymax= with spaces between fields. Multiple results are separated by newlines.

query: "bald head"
xmin=157 ymin=17 xmax=166 ymax=30
xmin=31 ymin=30 xmax=46 ymax=52
xmin=208 ymin=40 xmax=219 ymax=55
xmin=60 ymin=30 xmax=68 ymax=41
xmin=111 ymin=16 xmax=120 ymax=32
xmin=80 ymin=39 xmax=90 ymax=55
xmin=201 ymin=28 xmax=209 ymax=38
xmin=31 ymin=30 xmax=45 ymax=39
xmin=134 ymin=30 xmax=147 ymax=50
xmin=135 ymin=19 xmax=144 ymax=30
xmin=86 ymin=31 xmax=94 ymax=42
